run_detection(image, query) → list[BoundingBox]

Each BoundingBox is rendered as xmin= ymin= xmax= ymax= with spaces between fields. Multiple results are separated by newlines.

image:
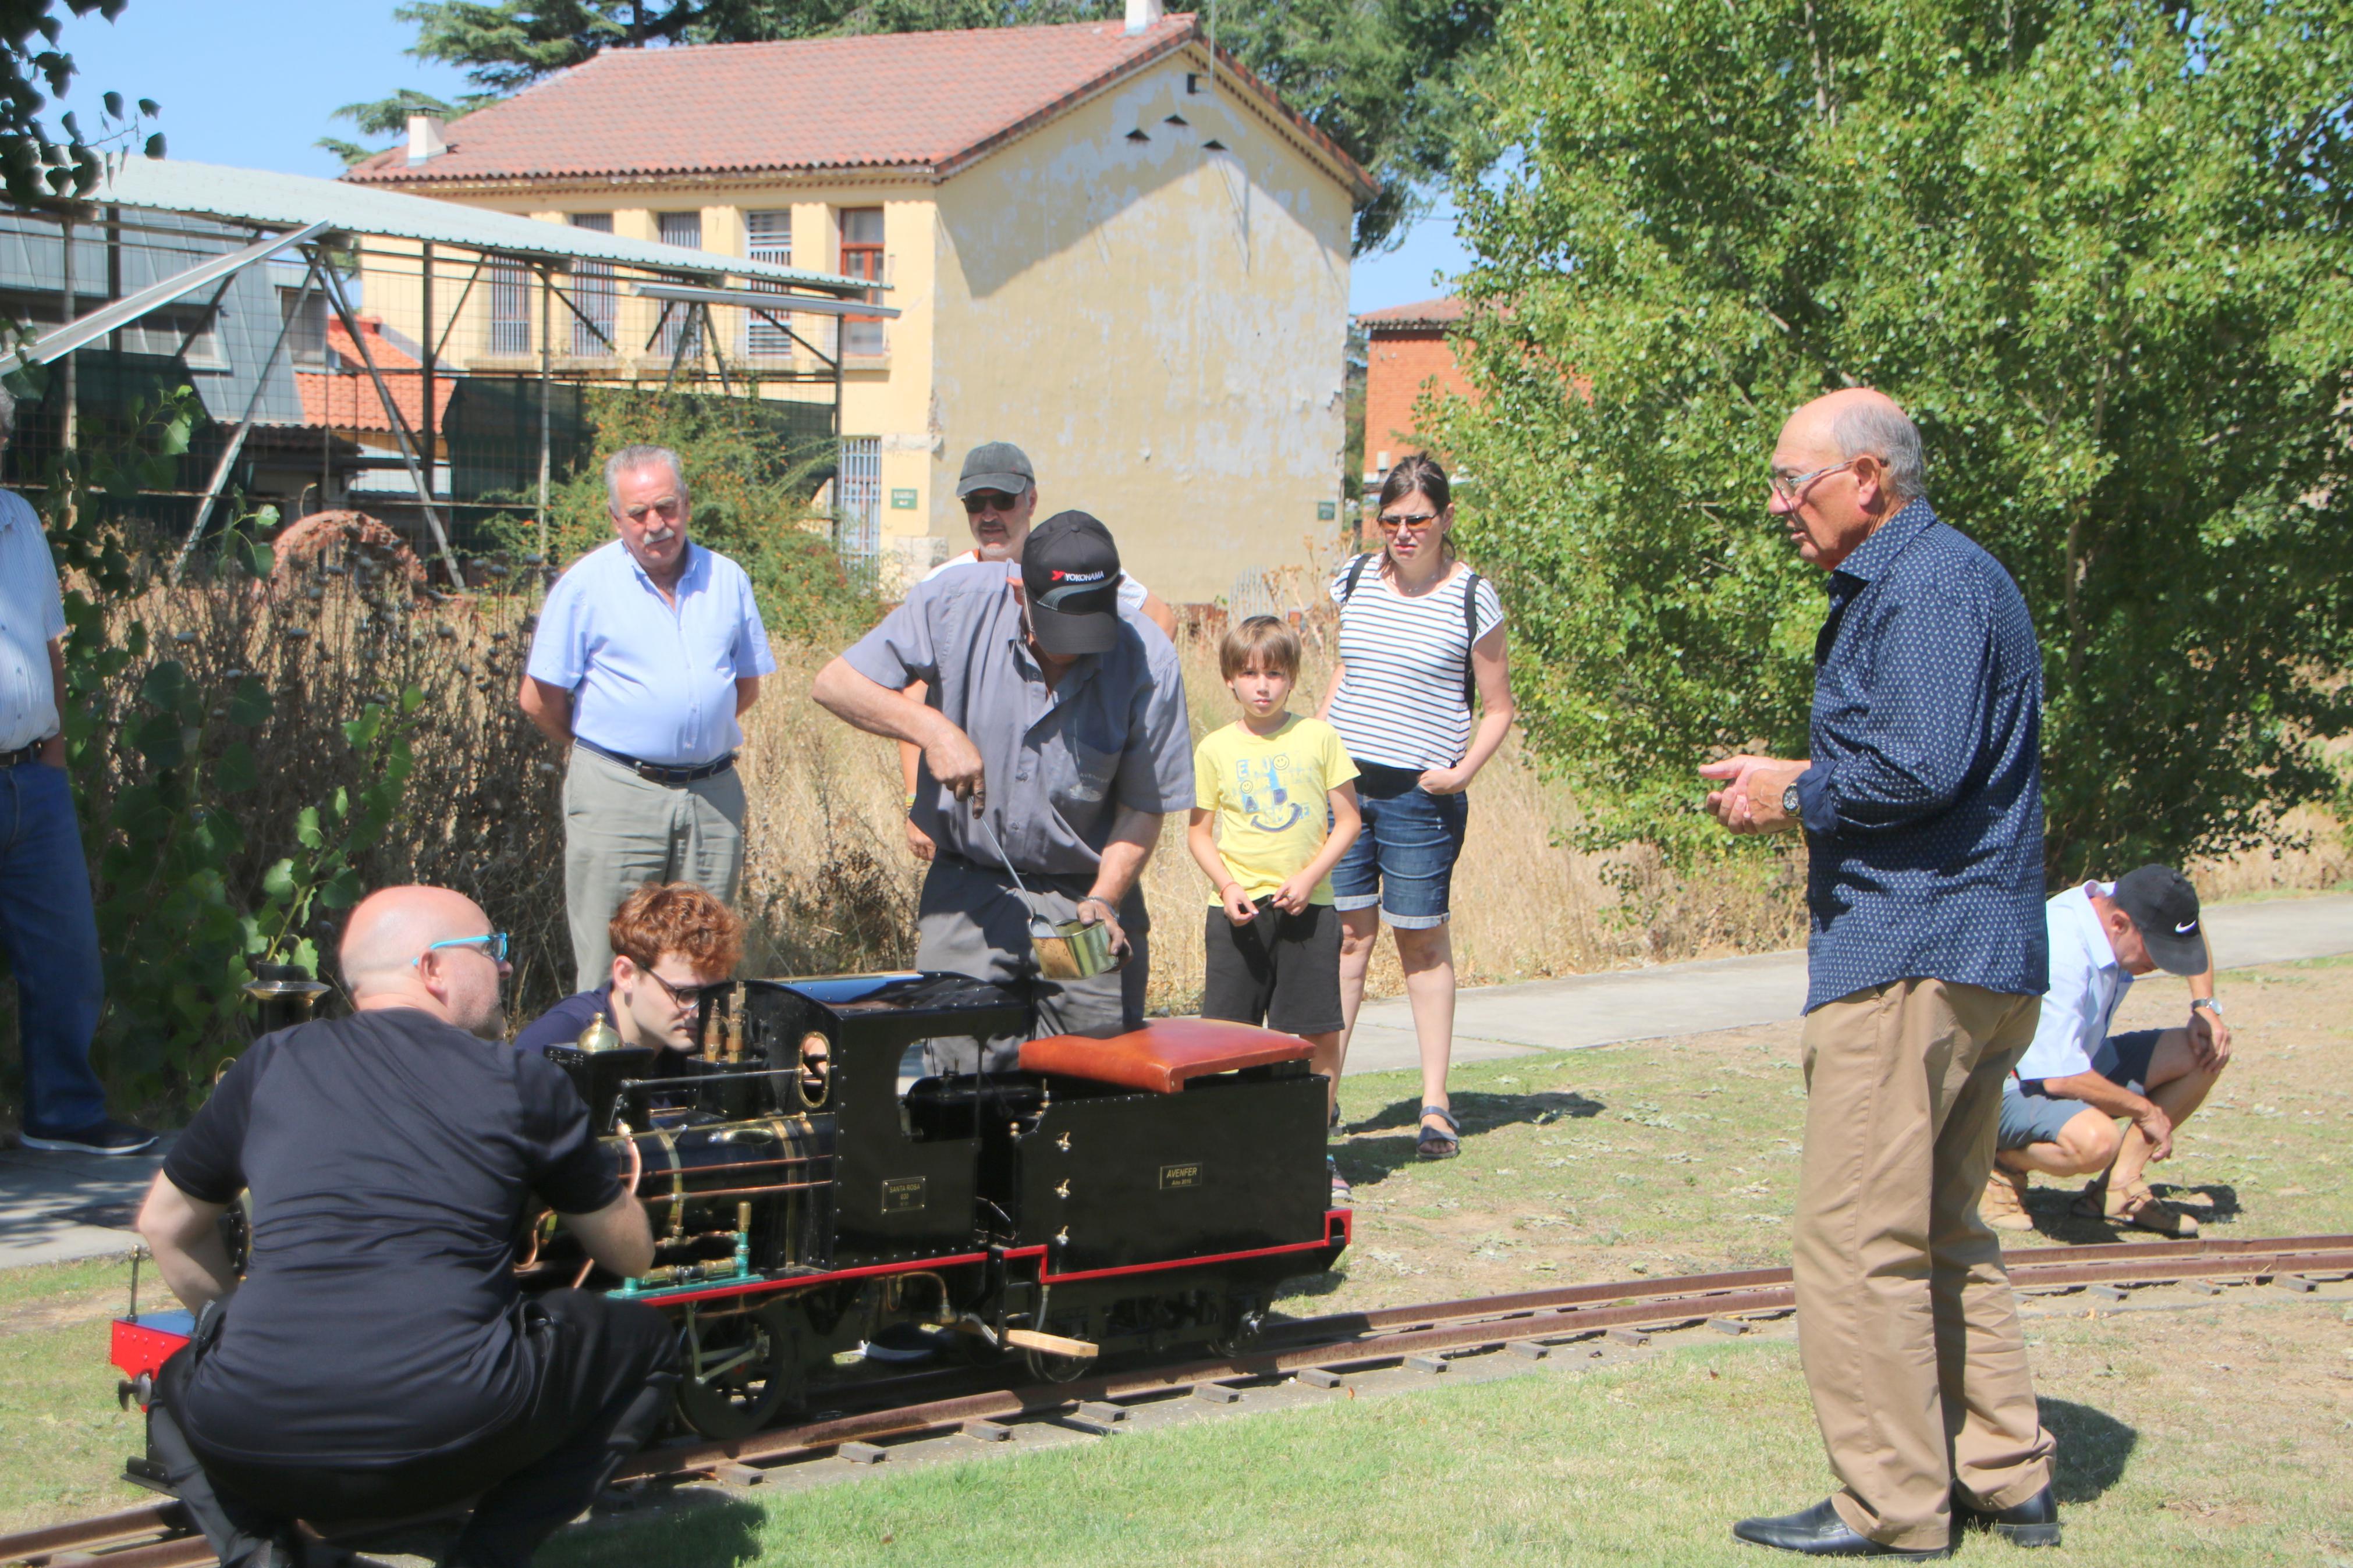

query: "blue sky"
xmin=49 ymin=3 xmax=1468 ymax=314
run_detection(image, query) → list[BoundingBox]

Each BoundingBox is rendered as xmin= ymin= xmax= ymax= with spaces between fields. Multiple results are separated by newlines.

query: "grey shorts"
xmin=1996 ymin=1028 xmax=2163 ymax=1150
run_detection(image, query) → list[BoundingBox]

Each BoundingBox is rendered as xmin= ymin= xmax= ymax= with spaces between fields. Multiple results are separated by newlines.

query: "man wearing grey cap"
xmin=1983 ymin=864 xmax=2233 ymax=1237
xmin=817 ymin=510 xmax=1191 ymax=1061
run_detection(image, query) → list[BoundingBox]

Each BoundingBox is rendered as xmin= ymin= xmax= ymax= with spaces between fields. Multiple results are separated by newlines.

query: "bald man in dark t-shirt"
xmin=134 ymin=886 xmax=678 ymax=1568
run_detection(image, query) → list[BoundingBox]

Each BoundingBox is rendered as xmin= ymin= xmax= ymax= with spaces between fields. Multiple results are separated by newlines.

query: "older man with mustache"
xmin=522 ymin=444 xmax=776 ymax=989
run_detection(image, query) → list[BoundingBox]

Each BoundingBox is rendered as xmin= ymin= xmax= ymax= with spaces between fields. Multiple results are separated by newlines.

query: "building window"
xmin=278 ymin=285 xmax=328 ymax=367
xmin=489 ymin=257 xmax=531 ymax=357
xmin=838 ymin=208 xmax=885 ymax=358
xmin=655 ymin=211 xmax=703 ymax=360
xmin=569 ymin=214 xmax=615 ymax=357
xmin=743 ymin=209 xmax=793 ymax=360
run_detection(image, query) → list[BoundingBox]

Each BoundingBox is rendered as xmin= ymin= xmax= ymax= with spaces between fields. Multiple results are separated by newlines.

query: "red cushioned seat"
xmin=1018 ymin=1018 xmax=1312 ymax=1094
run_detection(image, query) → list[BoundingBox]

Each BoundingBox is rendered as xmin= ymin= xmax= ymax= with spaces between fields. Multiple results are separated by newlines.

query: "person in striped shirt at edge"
xmin=1319 ymin=454 xmax=1514 ymax=1161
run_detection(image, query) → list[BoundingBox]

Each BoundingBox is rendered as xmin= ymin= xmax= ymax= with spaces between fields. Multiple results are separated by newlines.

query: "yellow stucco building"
xmin=345 ymin=5 xmax=1372 ymax=602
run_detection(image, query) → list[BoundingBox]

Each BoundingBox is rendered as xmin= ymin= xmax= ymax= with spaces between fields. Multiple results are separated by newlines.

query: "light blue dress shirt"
xmin=2012 ymin=881 xmax=2126 ymax=1080
xmin=0 ymin=489 xmax=66 ymax=752
xmin=525 ymin=539 xmax=776 ymax=767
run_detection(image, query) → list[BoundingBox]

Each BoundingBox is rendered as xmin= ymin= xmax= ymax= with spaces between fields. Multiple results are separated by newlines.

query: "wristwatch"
xmin=1781 ymin=782 xmax=1802 ymax=815
xmin=2191 ymin=997 xmax=2223 ymax=1016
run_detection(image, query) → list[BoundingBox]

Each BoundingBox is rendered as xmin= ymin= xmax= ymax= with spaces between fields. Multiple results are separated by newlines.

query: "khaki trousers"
xmin=561 ymin=745 xmax=746 ymax=991
xmin=1794 ymin=977 xmax=2056 ymax=1551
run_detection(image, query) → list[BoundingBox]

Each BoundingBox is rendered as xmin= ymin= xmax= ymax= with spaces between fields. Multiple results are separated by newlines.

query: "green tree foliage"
xmin=0 ymin=0 xmax=160 ymax=202
xmin=332 ymin=0 xmax=1496 ymax=251
xmin=1442 ymin=0 xmax=2353 ymax=880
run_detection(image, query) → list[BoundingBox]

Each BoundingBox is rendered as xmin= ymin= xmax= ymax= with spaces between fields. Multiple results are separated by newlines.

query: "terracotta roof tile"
xmin=343 ymin=15 xmax=1369 ymax=195
xmin=296 ymin=315 xmax=456 ymax=433
xmin=1358 ymin=296 xmax=1464 ymax=329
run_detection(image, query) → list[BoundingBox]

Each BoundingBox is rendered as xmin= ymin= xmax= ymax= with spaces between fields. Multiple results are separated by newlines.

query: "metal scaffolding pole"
xmin=314 ymin=249 xmax=464 ymax=586
xmin=536 ymin=262 xmax=552 ymax=559
xmin=169 ymin=258 xmax=322 ymax=582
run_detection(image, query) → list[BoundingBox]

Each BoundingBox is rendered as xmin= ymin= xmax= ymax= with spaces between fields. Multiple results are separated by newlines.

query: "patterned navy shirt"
xmin=1791 ymin=497 xmax=2049 ymax=1011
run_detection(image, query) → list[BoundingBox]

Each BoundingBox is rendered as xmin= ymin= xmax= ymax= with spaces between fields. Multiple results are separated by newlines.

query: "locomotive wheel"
xmin=1207 ymin=1297 xmax=1265 ymax=1360
xmin=673 ymin=1300 xmax=804 ymax=1440
xmin=1024 ymin=1345 xmax=1091 ymax=1384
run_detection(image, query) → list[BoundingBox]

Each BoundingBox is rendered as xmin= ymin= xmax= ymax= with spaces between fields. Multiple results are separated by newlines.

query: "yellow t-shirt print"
xmin=1234 ymin=753 xmax=1306 ymax=833
xmin=1192 ymin=714 xmax=1359 ymax=906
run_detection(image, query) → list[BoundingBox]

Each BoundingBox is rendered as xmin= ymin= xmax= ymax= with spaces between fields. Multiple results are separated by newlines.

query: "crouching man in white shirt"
xmin=1983 ymin=864 xmax=2230 ymax=1237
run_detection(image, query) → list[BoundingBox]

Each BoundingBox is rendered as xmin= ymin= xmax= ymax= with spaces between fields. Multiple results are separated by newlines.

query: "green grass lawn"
xmin=545 ymin=1302 xmax=2353 ymax=1568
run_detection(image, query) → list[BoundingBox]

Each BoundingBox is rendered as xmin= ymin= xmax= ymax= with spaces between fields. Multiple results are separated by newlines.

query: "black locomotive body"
xmin=495 ymin=972 xmax=1344 ymax=1435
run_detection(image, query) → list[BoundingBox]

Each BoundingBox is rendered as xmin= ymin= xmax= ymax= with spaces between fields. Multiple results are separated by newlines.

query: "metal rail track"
xmin=10 ymin=1232 xmax=2348 ymax=1568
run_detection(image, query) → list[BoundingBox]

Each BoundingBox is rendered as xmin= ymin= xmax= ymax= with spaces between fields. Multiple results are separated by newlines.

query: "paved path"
xmin=8 ymin=893 xmax=2351 ymax=1271
xmin=1339 ymin=890 xmax=2353 ymax=1076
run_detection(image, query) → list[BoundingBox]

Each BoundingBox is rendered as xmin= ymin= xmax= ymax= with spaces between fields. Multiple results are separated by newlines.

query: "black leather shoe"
xmin=1731 ymin=1498 xmax=1951 ymax=1558
xmin=1953 ymin=1483 xmax=2062 ymax=1548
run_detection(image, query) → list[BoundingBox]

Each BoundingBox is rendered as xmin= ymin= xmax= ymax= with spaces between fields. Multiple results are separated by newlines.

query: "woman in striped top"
xmin=1319 ymin=454 xmax=1514 ymax=1160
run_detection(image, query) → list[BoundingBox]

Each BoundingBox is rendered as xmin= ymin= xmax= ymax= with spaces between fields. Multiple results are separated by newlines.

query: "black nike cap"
xmin=1021 ymin=511 xmax=1124 ymax=656
xmin=2110 ymin=863 xmax=2208 ymax=976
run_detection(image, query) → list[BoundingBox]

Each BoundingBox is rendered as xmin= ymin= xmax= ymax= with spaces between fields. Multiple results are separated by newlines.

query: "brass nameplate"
xmin=1158 ymin=1162 xmax=1202 ymax=1190
xmin=881 ymin=1176 xmax=927 ymax=1213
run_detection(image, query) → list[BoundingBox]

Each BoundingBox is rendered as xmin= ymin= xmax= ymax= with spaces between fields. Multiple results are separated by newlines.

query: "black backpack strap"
xmin=1461 ymin=570 xmax=1484 ymax=709
xmin=1339 ymin=552 xmax=1375 ymax=603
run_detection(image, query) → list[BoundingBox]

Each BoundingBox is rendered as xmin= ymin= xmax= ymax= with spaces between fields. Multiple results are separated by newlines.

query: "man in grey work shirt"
xmin=812 ymin=511 xmax=1190 ymax=1061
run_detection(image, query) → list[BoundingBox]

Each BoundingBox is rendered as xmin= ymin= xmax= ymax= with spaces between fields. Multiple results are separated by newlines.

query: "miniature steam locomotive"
xmin=112 ymin=972 xmax=1350 ymax=1441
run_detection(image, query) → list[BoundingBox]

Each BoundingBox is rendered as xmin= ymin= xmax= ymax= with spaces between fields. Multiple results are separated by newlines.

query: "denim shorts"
xmin=1329 ymin=763 xmax=1469 ymax=929
xmin=1996 ymin=1028 xmax=2163 ymax=1150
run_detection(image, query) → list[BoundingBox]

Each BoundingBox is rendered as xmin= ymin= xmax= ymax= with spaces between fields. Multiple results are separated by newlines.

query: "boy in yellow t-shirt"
xmin=1188 ymin=617 xmax=1362 ymax=1193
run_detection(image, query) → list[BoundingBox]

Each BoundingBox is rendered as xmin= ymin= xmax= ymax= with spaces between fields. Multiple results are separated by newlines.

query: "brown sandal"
xmin=2072 ymin=1179 xmax=2198 ymax=1236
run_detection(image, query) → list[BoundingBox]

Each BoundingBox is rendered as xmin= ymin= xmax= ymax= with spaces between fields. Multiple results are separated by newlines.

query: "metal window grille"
xmin=570 ymin=213 xmax=615 ymax=357
xmin=489 ymin=258 xmax=530 ymax=356
xmin=656 ymin=212 xmax=702 ymax=360
xmin=836 ymin=435 xmax=882 ymax=584
xmin=744 ymin=209 xmax=793 ymax=360
xmin=838 ymin=208 xmax=885 ymax=358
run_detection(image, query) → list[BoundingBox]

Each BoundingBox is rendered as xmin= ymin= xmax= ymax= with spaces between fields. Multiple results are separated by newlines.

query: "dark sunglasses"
xmin=962 ymin=490 xmax=1023 ymax=514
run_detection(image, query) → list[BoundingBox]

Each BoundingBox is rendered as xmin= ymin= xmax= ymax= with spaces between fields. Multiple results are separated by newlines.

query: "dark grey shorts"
xmin=1201 ymin=902 xmax=1344 ymax=1036
xmin=1997 ymin=1028 xmax=2163 ymax=1150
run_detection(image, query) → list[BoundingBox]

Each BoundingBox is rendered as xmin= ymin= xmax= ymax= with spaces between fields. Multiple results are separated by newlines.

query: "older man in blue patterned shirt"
xmin=1700 ymin=389 xmax=2057 ymax=1559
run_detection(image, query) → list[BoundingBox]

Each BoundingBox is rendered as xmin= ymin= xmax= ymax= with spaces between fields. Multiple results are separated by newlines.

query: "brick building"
xmin=1358 ymin=294 xmax=1471 ymax=489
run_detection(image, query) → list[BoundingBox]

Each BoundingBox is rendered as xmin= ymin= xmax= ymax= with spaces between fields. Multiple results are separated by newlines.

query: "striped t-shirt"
xmin=1326 ymin=559 xmax=1504 ymax=771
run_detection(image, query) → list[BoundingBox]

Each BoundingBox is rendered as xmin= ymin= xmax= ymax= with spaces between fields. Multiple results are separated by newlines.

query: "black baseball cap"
xmin=2110 ymin=864 xmax=2208 ymax=975
xmin=957 ymin=441 xmax=1035 ymax=498
xmin=1021 ymin=511 xmax=1123 ymax=656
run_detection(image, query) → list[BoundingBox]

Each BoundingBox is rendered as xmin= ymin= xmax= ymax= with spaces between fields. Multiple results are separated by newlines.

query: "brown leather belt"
xmin=0 ymin=741 xmax=48 ymax=768
xmin=576 ymin=738 xmax=736 ymax=785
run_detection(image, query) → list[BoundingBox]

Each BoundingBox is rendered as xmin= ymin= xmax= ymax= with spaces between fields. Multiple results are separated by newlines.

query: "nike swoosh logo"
xmin=2174 ymin=920 xmax=2196 ymax=934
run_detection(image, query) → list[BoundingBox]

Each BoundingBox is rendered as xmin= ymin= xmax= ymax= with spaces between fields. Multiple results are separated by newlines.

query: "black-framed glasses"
xmin=1376 ymin=510 xmax=1440 ymax=532
xmin=640 ymin=967 xmax=719 ymax=1009
xmin=962 ymin=490 xmax=1024 ymax=514
xmin=417 ymin=932 xmax=508 ymax=966
xmin=1769 ymin=458 xmax=1859 ymax=506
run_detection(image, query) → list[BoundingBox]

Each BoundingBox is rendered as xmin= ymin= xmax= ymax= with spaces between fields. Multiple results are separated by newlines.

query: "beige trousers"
xmin=1794 ymin=977 xmax=2056 ymax=1551
xmin=561 ymin=745 xmax=746 ymax=991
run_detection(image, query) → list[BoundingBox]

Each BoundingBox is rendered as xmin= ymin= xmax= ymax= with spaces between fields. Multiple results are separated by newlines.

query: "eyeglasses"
xmin=417 ymin=932 xmax=509 ymax=966
xmin=1376 ymin=511 xmax=1440 ymax=532
xmin=639 ymin=966 xmax=721 ymax=1009
xmin=962 ymin=490 xmax=1024 ymax=514
xmin=1769 ymin=458 xmax=1859 ymax=506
